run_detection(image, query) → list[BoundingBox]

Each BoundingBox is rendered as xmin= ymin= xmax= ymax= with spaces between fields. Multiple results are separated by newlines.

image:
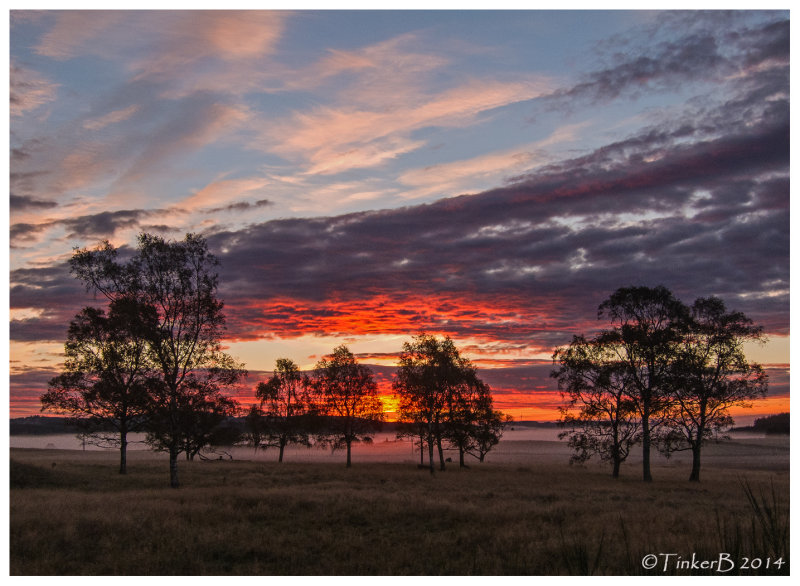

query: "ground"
xmin=9 ymin=433 xmax=790 ymax=575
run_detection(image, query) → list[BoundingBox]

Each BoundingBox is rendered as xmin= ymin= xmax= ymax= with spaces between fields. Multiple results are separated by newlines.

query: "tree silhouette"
xmin=311 ymin=346 xmax=384 ymax=467
xmin=244 ymin=403 xmax=267 ymax=454
xmin=662 ymin=297 xmax=768 ymax=481
xmin=394 ymin=334 xmax=493 ymax=472
xmin=146 ymin=377 xmax=240 ymax=461
xmin=553 ymin=334 xmax=641 ymax=478
xmin=41 ymin=297 xmax=156 ymax=474
xmin=70 ymin=233 xmax=245 ymax=487
xmin=597 ymin=286 xmax=689 ymax=482
xmin=444 ymin=376 xmax=507 ymax=466
xmin=256 ymin=358 xmax=314 ymax=462
xmin=467 ymin=395 xmax=512 ymax=463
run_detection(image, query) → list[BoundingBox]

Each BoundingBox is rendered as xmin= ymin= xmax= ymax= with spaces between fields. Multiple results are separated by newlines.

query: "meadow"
xmin=9 ymin=433 xmax=790 ymax=575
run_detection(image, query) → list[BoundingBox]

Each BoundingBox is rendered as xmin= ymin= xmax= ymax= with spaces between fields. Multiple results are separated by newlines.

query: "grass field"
xmin=9 ymin=435 xmax=790 ymax=575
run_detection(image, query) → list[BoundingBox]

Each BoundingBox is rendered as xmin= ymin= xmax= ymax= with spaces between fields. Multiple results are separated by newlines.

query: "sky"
xmin=7 ymin=7 xmax=791 ymax=423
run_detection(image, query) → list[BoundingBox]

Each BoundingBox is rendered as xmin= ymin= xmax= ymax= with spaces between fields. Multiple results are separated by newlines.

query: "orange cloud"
xmin=224 ymin=292 xmax=585 ymax=360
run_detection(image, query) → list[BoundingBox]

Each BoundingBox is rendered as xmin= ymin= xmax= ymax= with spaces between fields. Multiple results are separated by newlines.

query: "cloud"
xmin=10 ymin=195 xmax=58 ymax=211
xmin=548 ymin=14 xmax=788 ymax=107
xmin=206 ymin=75 xmax=788 ymax=345
xmin=83 ymin=105 xmax=140 ymax=130
xmin=397 ymin=122 xmax=591 ymax=199
xmin=10 ymin=64 xmax=59 ymax=117
xmin=9 ymin=208 xmax=175 ymax=249
xmin=11 ymin=88 xmax=250 ymax=209
xmin=204 ymin=199 xmax=274 ymax=215
xmin=33 ymin=10 xmax=123 ymax=59
xmin=264 ymin=77 xmax=550 ymax=176
xmin=32 ymin=10 xmax=286 ymax=67
xmin=11 ymin=57 xmax=788 ymax=350
xmin=128 ymin=11 xmax=287 ymax=83
xmin=180 ymin=176 xmax=274 ymax=213
xmin=10 ymin=12 xmax=788 ymax=354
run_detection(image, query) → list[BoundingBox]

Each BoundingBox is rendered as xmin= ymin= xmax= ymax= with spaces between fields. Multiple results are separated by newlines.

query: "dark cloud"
xmin=60 ymin=209 xmax=152 ymax=239
xmin=201 ymin=62 xmax=788 ymax=345
xmin=204 ymin=199 xmax=273 ymax=214
xmin=9 ymin=208 xmax=183 ymax=248
xmin=551 ymin=14 xmax=788 ymax=106
xmin=10 ymin=194 xmax=58 ymax=211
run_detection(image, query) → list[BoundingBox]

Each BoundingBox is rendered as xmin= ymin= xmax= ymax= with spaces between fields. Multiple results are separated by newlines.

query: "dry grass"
xmin=9 ymin=438 xmax=789 ymax=575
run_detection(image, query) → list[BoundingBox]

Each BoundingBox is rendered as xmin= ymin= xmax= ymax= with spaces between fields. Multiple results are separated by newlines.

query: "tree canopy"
xmin=555 ymin=286 xmax=768 ymax=481
xmin=65 ymin=233 xmax=245 ymax=487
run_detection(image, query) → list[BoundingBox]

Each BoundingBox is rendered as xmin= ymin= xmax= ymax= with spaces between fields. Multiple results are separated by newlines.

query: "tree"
xmin=146 ymin=379 xmax=240 ymax=461
xmin=311 ymin=345 xmax=384 ymax=467
xmin=243 ymin=403 xmax=266 ymax=454
xmin=394 ymin=333 xmax=480 ymax=473
xmin=468 ymin=403 xmax=512 ymax=463
xmin=663 ymin=297 xmax=768 ymax=481
xmin=444 ymin=376 xmax=508 ymax=466
xmin=41 ymin=297 xmax=156 ymax=474
xmin=70 ymin=233 xmax=245 ymax=487
xmin=395 ymin=419 xmax=429 ymax=467
xmin=553 ymin=334 xmax=641 ymax=478
xmin=255 ymin=358 xmax=314 ymax=462
xmin=752 ymin=413 xmax=789 ymax=434
xmin=597 ymin=286 xmax=689 ymax=482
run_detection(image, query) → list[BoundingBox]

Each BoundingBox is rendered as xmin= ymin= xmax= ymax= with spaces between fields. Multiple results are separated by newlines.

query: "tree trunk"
xmin=427 ymin=426 xmax=435 ymax=475
xmin=437 ymin=437 xmax=445 ymax=471
xmin=612 ymin=456 xmax=621 ymax=478
xmin=459 ymin=447 xmax=465 ymax=468
xmin=690 ymin=405 xmax=707 ymax=482
xmin=278 ymin=441 xmax=285 ymax=463
xmin=479 ymin=452 xmax=485 ymax=463
xmin=689 ymin=442 xmax=702 ymax=482
xmin=641 ymin=398 xmax=653 ymax=482
xmin=119 ymin=427 xmax=128 ymax=475
xmin=169 ymin=446 xmax=180 ymax=488
xmin=346 ymin=439 xmax=352 ymax=468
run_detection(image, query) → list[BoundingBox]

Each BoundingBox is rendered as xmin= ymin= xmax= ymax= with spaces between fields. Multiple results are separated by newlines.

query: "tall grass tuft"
xmin=557 ymin=524 xmax=605 ymax=575
xmin=740 ymin=478 xmax=789 ymax=564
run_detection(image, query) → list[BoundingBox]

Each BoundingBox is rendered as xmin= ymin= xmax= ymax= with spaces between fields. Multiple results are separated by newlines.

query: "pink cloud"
xmin=31 ymin=11 xmax=287 ymax=82
xmin=10 ymin=64 xmax=59 ymax=117
xmin=82 ymin=105 xmax=140 ymax=130
xmin=265 ymin=78 xmax=551 ymax=175
xmin=33 ymin=11 xmax=123 ymax=59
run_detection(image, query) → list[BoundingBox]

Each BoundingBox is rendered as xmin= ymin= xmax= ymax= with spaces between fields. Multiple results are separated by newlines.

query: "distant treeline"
xmin=733 ymin=412 xmax=789 ymax=435
xmin=10 ymin=416 xmax=83 ymax=435
xmin=10 ymin=415 xmax=557 ymax=437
